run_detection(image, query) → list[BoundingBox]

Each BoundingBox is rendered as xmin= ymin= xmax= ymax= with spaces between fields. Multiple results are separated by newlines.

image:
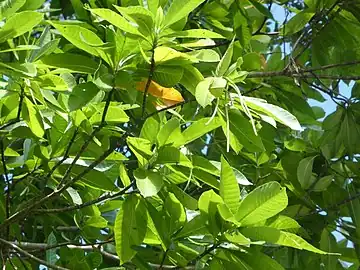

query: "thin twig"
xmin=46 ymin=128 xmax=79 ymax=179
xmin=293 ymin=1 xmax=341 ymax=61
xmin=34 ymin=182 xmax=134 ymax=214
xmin=190 ymin=243 xmax=220 ymax=265
xmin=58 ymin=89 xmax=114 ymax=186
xmin=0 ymin=238 xmax=69 ymax=270
xmin=0 ymin=132 xmax=128 ymax=230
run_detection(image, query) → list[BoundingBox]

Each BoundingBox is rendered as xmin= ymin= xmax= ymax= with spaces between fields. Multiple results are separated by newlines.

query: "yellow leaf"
xmin=136 ymin=79 xmax=184 ymax=103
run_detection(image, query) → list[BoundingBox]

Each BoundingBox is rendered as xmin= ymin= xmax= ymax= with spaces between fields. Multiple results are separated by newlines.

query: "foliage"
xmin=0 ymin=0 xmax=360 ymax=269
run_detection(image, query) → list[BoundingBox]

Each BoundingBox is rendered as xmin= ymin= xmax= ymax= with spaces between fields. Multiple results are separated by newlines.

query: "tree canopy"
xmin=1 ymin=0 xmax=360 ymax=269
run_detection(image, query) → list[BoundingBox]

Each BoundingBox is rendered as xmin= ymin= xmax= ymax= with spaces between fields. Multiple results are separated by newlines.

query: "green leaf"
xmin=244 ymin=97 xmax=302 ymax=131
xmin=68 ymin=82 xmax=100 ymax=111
xmin=139 ymin=0 xmax=159 ymax=14
xmin=89 ymin=105 xmax=129 ymax=124
xmin=240 ymin=226 xmax=336 ymax=255
xmin=313 ymin=175 xmax=333 ymax=192
xmin=57 ymin=161 xmax=117 ymax=191
xmin=164 ymin=192 xmax=186 ymax=235
xmin=141 ymin=116 xmax=160 ymax=144
xmin=175 ymin=214 xmax=208 ymax=239
xmin=36 ymin=53 xmax=99 ymax=74
xmin=265 ymin=215 xmax=301 ymax=233
xmin=249 ymin=0 xmax=274 ymax=20
xmin=115 ymin=5 xmax=154 ymax=36
xmin=0 ymin=11 xmax=43 ymax=43
xmin=163 ymin=0 xmax=206 ymax=28
xmin=180 ymin=65 xmax=204 ymax=95
xmin=152 ymin=66 xmax=184 ymax=87
xmin=19 ymin=0 xmax=45 ymax=11
xmin=165 ymin=29 xmax=225 ymax=39
xmin=46 ymin=232 xmax=57 ymax=265
xmin=119 ymin=163 xmax=131 ymax=187
xmin=127 ymin=137 xmax=153 ymax=166
xmin=224 ymin=231 xmax=251 ymax=245
xmin=22 ymin=97 xmax=44 ymax=138
xmin=195 ymin=77 xmax=215 ymax=107
xmin=0 ymin=62 xmax=37 ymax=77
xmin=284 ymin=138 xmax=307 ymax=152
xmin=228 ymin=109 xmax=265 ymax=152
xmin=157 ymin=118 xmax=180 ymax=146
xmin=236 ymin=182 xmax=288 ymax=226
xmin=0 ymin=0 xmax=26 ymax=20
xmin=283 ymin=11 xmax=315 ymax=36
xmin=297 ymin=156 xmax=316 ymax=189
xmin=90 ymin=8 xmax=145 ymax=38
xmin=237 ymin=250 xmax=285 ymax=270
xmin=36 ymin=74 xmax=68 ymax=91
xmin=220 ymin=156 xmax=240 ymax=214
xmin=114 ymin=195 xmax=147 ymax=264
xmin=182 ymin=117 xmax=221 ymax=145
xmin=187 ymin=49 xmax=220 ymax=63
xmin=170 ymin=184 xmax=198 ymax=210
xmin=49 ymin=21 xmax=109 ymax=62
xmin=216 ymin=37 xmax=234 ymax=76
xmin=198 ymin=190 xmax=223 ymax=236
xmin=156 ymin=146 xmax=192 ymax=167
xmin=134 ymin=169 xmax=164 ymax=197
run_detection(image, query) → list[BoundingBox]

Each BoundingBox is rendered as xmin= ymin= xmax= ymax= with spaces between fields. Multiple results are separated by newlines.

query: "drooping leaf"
xmin=241 ymin=226 xmax=336 ymax=255
xmin=216 ymin=37 xmax=234 ymax=76
xmin=244 ymin=97 xmax=302 ymax=131
xmin=297 ymin=156 xmax=316 ymax=189
xmin=36 ymin=53 xmax=99 ymax=73
xmin=195 ymin=77 xmax=215 ymax=107
xmin=114 ymin=195 xmax=147 ymax=264
xmin=220 ymin=156 xmax=240 ymax=214
xmin=22 ymin=97 xmax=44 ymax=138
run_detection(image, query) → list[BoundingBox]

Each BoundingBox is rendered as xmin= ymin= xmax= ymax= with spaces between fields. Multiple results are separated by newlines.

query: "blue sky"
xmin=271 ymin=4 xmax=352 ymax=117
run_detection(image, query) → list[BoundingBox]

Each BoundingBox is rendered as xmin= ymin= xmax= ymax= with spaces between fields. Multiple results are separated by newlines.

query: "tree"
xmin=0 ymin=0 xmax=360 ymax=269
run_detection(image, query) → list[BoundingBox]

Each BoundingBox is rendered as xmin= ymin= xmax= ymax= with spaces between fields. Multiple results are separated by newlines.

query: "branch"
xmin=0 ymin=238 xmax=69 ymax=270
xmin=35 ymin=226 xmax=79 ymax=232
xmin=253 ymin=1 xmax=273 ymax=36
xmin=302 ymin=192 xmax=360 ymax=217
xmin=58 ymin=89 xmax=114 ymax=186
xmin=190 ymin=243 xmax=220 ymax=265
xmin=246 ymin=69 xmax=360 ymax=81
xmin=0 ymin=140 xmax=11 ymax=239
xmin=0 ymin=132 xmax=128 ymax=230
xmin=145 ymin=98 xmax=196 ymax=120
xmin=293 ymin=1 xmax=341 ymax=61
xmin=34 ymin=182 xmax=134 ymax=214
xmin=45 ymin=128 xmax=79 ymax=179
xmin=9 ymin=241 xmax=195 ymax=269
xmin=141 ymin=43 xmax=157 ymax=118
